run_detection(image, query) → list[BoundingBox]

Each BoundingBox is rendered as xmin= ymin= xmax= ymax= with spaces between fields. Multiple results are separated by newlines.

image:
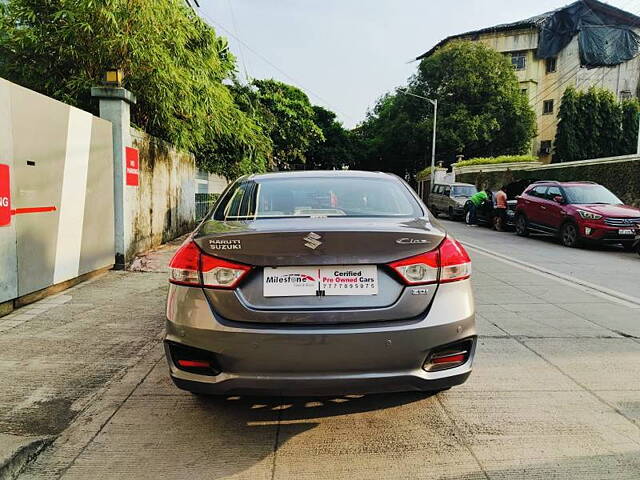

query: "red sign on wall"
xmin=125 ymin=147 xmax=139 ymax=187
xmin=0 ymin=164 xmax=10 ymax=227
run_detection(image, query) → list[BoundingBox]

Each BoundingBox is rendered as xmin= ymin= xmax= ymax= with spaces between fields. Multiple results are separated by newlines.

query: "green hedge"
xmin=455 ymin=155 xmax=538 ymax=168
xmin=456 ymin=159 xmax=640 ymax=207
xmin=416 ymin=167 xmax=435 ymax=181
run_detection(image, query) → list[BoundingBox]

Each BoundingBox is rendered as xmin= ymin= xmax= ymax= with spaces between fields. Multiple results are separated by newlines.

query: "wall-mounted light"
xmin=104 ymin=69 xmax=124 ymax=87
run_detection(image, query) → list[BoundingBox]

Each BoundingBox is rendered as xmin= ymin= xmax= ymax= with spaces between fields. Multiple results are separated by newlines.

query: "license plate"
xmin=263 ymin=266 xmax=378 ymax=297
xmin=619 ymin=229 xmax=635 ymax=235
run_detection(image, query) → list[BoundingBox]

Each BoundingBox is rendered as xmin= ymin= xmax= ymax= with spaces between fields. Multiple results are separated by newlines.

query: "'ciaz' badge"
xmin=396 ymin=238 xmax=429 ymax=245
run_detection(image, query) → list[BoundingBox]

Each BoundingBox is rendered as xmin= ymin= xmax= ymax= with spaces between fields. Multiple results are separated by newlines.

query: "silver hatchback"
xmin=165 ymin=171 xmax=476 ymax=396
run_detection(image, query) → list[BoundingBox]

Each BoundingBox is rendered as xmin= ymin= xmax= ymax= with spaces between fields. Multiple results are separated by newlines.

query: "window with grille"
xmin=546 ymin=57 xmax=557 ymax=73
xmin=510 ymin=52 xmax=526 ymax=70
xmin=540 ymin=140 xmax=552 ymax=155
xmin=620 ymin=90 xmax=632 ymax=101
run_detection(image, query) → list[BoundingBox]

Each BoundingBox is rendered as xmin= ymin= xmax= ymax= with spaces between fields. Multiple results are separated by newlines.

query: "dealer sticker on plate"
xmin=263 ymin=266 xmax=378 ymax=297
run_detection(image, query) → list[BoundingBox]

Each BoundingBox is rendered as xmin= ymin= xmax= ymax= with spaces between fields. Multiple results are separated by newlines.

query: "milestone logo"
xmin=265 ymin=273 xmax=316 ymax=284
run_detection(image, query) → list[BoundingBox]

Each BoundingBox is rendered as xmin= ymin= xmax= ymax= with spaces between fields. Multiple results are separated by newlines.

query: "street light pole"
xmin=430 ymin=99 xmax=438 ymax=191
xmin=397 ymin=89 xmax=438 ymax=195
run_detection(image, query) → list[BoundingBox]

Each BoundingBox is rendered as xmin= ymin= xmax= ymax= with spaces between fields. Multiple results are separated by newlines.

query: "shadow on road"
xmin=191 ymin=390 xmax=435 ymax=422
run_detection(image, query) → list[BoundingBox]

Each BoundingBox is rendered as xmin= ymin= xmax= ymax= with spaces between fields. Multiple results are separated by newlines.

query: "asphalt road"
xmin=8 ymin=228 xmax=640 ymax=480
xmin=439 ymin=217 xmax=640 ymax=301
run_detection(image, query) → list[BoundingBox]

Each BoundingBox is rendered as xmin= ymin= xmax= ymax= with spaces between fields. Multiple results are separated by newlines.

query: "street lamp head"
xmin=104 ymin=69 xmax=124 ymax=87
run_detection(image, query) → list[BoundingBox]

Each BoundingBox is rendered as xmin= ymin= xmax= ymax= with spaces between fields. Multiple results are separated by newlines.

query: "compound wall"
xmin=0 ymin=78 xmax=114 ymax=305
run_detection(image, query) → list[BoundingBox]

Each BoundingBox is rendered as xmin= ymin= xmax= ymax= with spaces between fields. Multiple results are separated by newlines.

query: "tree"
xmin=555 ymin=86 xmax=632 ymax=162
xmin=356 ymin=41 xmax=536 ymax=178
xmin=0 ymin=0 xmax=270 ymax=176
xmin=354 ymin=92 xmax=432 ymax=177
xmin=555 ymin=87 xmax=581 ymax=162
xmin=621 ymin=98 xmax=640 ymax=155
xmin=306 ymin=106 xmax=355 ymax=170
xmin=250 ymin=79 xmax=323 ymax=170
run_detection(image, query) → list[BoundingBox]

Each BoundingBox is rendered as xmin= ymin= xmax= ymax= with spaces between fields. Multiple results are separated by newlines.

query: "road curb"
xmin=0 ymin=435 xmax=52 ymax=480
xmin=462 ymin=240 xmax=640 ymax=308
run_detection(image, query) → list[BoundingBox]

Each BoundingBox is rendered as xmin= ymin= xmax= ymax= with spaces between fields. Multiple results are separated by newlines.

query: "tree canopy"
xmin=0 ymin=0 xmax=342 ymax=178
xmin=306 ymin=106 xmax=356 ymax=170
xmin=355 ymin=41 xmax=536 ymax=178
xmin=250 ymin=79 xmax=324 ymax=170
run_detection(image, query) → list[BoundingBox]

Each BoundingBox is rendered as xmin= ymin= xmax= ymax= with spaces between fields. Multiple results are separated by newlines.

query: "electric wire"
xmin=196 ymin=8 xmax=357 ymax=123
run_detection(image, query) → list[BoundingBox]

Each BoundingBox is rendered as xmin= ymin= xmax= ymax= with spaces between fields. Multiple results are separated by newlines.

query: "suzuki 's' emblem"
xmin=304 ymin=232 xmax=322 ymax=250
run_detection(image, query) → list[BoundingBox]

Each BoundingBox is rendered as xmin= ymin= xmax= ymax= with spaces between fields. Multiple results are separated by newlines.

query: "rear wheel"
xmin=515 ymin=214 xmax=529 ymax=237
xmin=431 ymin=206 xmax=439 ymax=218
xmin=561 ymin=222 xmax=581 ymax=248
xmin=448 ymin=206 xmax=455 ymax=219
xmin=621 ymin=242 xmax=635 ymax=252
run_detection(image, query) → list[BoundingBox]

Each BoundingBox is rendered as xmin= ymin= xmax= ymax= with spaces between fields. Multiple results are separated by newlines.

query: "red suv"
xmin=514 ymin=181 xmax=640 ymax=249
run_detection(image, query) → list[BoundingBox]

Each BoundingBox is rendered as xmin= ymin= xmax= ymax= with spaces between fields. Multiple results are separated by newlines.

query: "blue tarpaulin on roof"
xmin=537 ymin=1 xmax=640 ymax=67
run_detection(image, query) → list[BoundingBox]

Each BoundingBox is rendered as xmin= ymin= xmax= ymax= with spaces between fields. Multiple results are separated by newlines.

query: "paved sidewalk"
xmin=0 ymin=243 xmax=177 ymax=479
xmin=12 ymin=248 xmax=640 ymax=480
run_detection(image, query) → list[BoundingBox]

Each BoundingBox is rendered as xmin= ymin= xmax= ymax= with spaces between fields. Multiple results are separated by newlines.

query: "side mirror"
xmin=553 ymin=195 xmax=565 ymax=204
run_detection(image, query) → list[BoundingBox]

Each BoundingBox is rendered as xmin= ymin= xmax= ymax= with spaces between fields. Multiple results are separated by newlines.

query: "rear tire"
xmin=561 ymin=222 xmax=581 ymax=248
xmin=515 ymin=214 xmax=529 ymax=237
xmin=448 ymin=206 xmax=455 ymax=219
xmin=622 ymin=242 xmax=635 ymax=252
xmin=431 ymin=206 xmax=439 ymax=218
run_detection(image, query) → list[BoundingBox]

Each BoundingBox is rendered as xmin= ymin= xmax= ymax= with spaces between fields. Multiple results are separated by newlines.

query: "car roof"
xmin=434 ymin=182 xmax=475 ymax=187
xmin=530 ymin=180 xmax=600 ymax=187
xmin=243 ymin=170 xmax=398 ymax=182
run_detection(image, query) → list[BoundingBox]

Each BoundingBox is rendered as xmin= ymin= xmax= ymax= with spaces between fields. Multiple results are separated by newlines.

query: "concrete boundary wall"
xmin=0 ymin=78 xmax=115 ymax=306
xmin=128 ymin=129 xmax=195 ymax=258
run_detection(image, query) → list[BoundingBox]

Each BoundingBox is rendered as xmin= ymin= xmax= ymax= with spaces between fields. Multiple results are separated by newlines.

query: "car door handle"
xmin=540 ymin=206 xmax=547 ymax=210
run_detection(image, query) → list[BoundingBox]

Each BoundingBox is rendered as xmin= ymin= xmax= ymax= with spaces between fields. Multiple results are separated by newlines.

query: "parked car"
xmin=463 ymin=192 xmax=517 ymax=229
xmin=429 ymin=182 xmax=477 ymax=220
xmin=165 ymin=171 xmax=476 ymax=396
xmin=514 ymin=181 xmax=640 ymax=249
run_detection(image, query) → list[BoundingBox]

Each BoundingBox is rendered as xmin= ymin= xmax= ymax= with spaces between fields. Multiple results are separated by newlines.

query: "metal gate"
xmin=195 ymin=193 xmax=219 ymax=221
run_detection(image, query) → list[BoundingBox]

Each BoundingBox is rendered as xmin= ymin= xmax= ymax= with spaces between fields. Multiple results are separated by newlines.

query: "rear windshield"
xmin=212 ymin=177 xmax=423 ymax=220
xmin=563 ymin=185 xmax=622 ymax=205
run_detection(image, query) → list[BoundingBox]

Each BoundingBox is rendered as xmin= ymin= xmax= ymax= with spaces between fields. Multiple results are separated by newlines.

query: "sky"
xmin=199 ymin=0 xmax=636 ymax=128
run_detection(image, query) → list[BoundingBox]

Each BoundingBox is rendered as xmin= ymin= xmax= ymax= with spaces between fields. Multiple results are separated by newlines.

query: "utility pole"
xmin=397 ymin=89 xmax=438 ymax=197
xmin=636 ymin=111 xmax=640 ymax=155
xmin=430 ymin=99 xmax=438 ymax=190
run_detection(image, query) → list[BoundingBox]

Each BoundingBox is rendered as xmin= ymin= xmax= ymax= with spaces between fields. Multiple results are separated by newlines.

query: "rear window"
xmin=212 ymin=176 xmax=423 ymax=220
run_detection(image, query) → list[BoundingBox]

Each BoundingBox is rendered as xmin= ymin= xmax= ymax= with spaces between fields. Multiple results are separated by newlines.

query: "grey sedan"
xmin=165 ymin=171 xmax=476 ymax=396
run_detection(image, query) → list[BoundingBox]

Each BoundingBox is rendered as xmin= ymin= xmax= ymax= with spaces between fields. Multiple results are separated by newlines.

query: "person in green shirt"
xmin=467 ymin=190 xmax=490 ymax=226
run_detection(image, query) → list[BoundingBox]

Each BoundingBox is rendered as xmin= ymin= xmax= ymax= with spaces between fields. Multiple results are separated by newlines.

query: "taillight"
xmin=438 ymin=236 xmax=472 ymax=283
xmin=169 ymin=240 xmax=252 ymax=289
xmin=388 ymin=250 xmax=439 ymax=285
xmin=388 ymin=236 xmax=471 ymax=285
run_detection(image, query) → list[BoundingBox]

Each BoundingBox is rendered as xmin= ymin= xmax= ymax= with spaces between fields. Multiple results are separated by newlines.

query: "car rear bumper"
xmin=164 ymin=280 xmax=476 ymax=396
xmin=169 ymin=367 xmax=472 ymax=396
